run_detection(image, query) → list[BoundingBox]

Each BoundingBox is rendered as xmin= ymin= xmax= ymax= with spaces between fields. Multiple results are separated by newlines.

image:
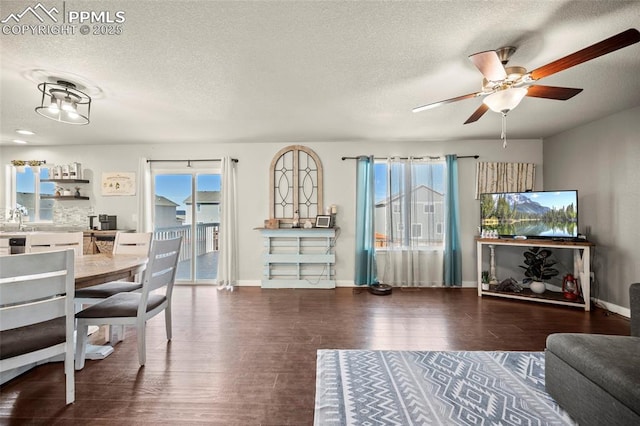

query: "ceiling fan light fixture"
xmin=483 ymin=87 xmax=528 ymax=113
xmin=35 ymin=80 xmax=91 ymax=125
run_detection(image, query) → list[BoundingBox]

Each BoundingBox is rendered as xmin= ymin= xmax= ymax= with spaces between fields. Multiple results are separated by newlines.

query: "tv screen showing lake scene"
xmin=480 ymin=190 xmax=578 ymax=238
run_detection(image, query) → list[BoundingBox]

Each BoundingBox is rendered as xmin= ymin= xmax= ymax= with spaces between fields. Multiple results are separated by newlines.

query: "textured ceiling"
xmin=1 ymin=0 xmax=639 ymax=147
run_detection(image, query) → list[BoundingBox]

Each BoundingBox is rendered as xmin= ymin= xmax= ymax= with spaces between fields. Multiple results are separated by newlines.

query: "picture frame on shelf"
xmin=315 ymin=215 xmax=331 ymax=228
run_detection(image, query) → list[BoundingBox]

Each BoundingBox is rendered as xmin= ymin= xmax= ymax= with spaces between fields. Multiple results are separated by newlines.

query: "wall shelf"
xmin=41 ymin=195 xmax=90 ymax=200
xmin=258 ymin=228 xmax=337 ymax=289
xmin=41 ymin=179 xmax=90 ymax=183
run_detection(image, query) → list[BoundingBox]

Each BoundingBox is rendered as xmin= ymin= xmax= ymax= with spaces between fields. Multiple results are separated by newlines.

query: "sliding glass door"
xmin=153 ymin=166 xmax=221 ymax=284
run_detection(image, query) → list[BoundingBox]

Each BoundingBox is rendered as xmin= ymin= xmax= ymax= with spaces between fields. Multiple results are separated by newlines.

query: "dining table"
xmin=75 ymin=253 xmax=148 ymax=289
xmin=74 ymin=253 xmax=148 ymax=359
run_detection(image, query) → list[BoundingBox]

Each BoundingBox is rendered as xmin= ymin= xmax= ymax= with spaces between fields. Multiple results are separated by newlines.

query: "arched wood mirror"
xmin=269 ymin=145 xmax=323 ymax=225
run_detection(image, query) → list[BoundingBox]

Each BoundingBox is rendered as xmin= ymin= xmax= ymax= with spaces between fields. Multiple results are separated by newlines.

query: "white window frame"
xmin=411 ymin=223 xmax=422 ymax=238
xmin=151 ymin=163 xmax=222 ymax=284
xmin=4 ymin=165 xmax=53 ymax=223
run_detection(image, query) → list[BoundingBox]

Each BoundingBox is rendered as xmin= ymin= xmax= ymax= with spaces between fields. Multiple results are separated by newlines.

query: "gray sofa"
xmin=545 ymin=283 xmax=640 ymax=425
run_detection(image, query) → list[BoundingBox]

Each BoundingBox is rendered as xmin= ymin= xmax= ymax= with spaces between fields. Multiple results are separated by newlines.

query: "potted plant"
xmin=519 ymin=247 xmax=559 ymax=294
xmin=481 ymin=270 xmax=490 ymax=290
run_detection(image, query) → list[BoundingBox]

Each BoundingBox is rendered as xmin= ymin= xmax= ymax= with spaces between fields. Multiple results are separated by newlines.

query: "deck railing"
xmin=154 ymin=223 xmax=218 ymax=261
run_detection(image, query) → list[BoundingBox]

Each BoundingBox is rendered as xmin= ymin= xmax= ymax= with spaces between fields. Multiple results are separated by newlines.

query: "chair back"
xmin=26 ymin=232 xmax=84 ymax=257
xmin=113 ymin=232 xmax=153 ymax=255
xmin=0 ymin=250 xmax=75 ymax=404
xmin=138 ymin=237 xmax=182 ymax=315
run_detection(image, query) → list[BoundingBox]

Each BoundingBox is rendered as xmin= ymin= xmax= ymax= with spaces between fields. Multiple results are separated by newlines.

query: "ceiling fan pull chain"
xmin=501 ymin=112 xmax=508 ymax=148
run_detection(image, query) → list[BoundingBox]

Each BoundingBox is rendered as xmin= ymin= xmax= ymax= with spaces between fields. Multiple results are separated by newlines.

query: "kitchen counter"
xmin=0 ymin=229 xmax=133 ymax=255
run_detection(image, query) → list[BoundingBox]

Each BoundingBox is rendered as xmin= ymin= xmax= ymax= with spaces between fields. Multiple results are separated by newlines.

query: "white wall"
xmin=1 ymin=138 xmax=543 ymax=285
xmin=544 ymin=106 xmax=640 ymax=308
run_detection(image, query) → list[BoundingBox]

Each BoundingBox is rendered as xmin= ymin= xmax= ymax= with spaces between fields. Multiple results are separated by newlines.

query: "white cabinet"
xmin=476 ymin=238 xmax=594 ymax=311
xmin=259 ymin=228 xmax=336 ymax=289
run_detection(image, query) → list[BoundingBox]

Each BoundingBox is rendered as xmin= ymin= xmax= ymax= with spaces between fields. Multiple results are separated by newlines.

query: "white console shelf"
xmin=476 ymin=237 xmax=594 ymax=311
xmin=258 ymin=228 xmax=336 ymax=289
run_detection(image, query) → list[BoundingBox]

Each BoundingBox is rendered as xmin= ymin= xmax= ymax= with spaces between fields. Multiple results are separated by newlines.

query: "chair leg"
xmin=75 ymin=323 xmax=89 ymax=370
xmin=165 ymin=306 xmax=172 ymax=341
xmin=137 ymin=324 xmax=146 ymax=366
xmin=65 ymin=343 xmax=75 ymax=404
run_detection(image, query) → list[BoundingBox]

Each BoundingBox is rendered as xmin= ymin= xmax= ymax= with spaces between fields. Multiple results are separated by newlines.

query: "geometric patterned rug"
xmin=314 ymin=350 xmax=576 ymax=425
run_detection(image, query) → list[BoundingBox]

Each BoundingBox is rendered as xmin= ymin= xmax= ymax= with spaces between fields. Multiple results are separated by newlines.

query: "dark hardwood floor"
xmin=0 ymin=286 xmax=631 ymax=425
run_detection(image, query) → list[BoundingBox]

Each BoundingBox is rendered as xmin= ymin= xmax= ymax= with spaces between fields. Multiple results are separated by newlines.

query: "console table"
xmin=258 ymin=228 xmax=336 ymax=289
xmin=476 ymin=237 xmax=594 ymax=311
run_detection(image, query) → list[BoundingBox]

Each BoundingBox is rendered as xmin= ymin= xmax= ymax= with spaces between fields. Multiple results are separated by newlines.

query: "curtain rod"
xmin=147 ymin=158 xmax=238 ymax=163
xmin=341 ymin=155 xmax=479 ymax=161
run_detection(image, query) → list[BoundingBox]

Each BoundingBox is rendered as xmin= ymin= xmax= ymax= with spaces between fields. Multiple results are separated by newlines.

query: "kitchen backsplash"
xmin=1 ymin=203 xmax=92 ymax=229
xmin=52 ymin=204 xmax=93 ymax=228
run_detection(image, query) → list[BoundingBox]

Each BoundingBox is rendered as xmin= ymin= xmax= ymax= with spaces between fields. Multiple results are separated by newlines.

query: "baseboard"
xmin=591 ymin=298 xmax=630 ymax=318
xmin=237 ymin=280 xmax=261 ymax=287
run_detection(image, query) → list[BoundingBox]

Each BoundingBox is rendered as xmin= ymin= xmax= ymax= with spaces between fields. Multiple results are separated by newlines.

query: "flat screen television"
xmin=480 ymin=190 xmax=578 ymax=239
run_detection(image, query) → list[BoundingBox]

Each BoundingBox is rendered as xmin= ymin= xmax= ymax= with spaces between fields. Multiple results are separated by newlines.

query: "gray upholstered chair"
xmin=75 ymin=237 xmax=182 ymax=370
xmin=0 ymin=250 xmax=75 ymax=405
xmin=545 ymin=283 xmax=640 ymax=424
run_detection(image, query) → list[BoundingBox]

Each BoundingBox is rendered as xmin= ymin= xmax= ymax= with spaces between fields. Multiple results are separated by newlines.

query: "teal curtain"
xmin=355 ymin=156 xmax=378 ymax=286
xmin=444 ymin=154 xmax=462 ymax=286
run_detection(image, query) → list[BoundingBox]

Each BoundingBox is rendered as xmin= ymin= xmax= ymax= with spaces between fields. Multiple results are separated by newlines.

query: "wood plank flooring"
xmin=0 ymin=286 xmax=631 ymax=425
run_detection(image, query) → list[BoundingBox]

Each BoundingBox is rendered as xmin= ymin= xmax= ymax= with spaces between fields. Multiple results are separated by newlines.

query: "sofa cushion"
xmin=546 ymin=333 xmax=640 ymax=415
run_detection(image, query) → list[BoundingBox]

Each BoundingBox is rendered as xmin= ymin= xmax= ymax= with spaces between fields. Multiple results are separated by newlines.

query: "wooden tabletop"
xmin=74 ymin=253 xmax=147 ymax=289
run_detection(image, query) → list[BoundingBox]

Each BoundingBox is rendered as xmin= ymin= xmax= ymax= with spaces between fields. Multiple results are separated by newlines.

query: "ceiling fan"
xmin=412 ymin=28 xmax=640 ymax=143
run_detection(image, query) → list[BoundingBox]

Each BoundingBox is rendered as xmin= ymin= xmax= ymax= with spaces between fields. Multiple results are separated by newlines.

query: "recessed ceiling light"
xmin=16 ymin=129 xmax=35 ymax=135
xmin=13 ymin=139 xmax=28 ymax=144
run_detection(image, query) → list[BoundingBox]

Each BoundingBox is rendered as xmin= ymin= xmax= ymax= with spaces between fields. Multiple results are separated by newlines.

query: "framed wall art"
xmin=101 ymin=172 xmax=136 ymax=196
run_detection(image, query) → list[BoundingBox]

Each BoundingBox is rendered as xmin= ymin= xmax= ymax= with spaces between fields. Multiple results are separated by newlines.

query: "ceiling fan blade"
xmin=469 ymin=50 xmax=507 ymax=82
xmin=525 ymin=85 xmax=583 ymax=100
xmin=412 ymin=92 xmax=481 ymax=113
xmin=529 ymin=28 xmax=640 ymax=80
xmin=464 ymin=103 xmax=489 ymax=124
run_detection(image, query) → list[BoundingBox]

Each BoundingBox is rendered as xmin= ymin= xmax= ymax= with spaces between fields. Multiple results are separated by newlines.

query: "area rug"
xmin=314 ymin=350 xmax=576 ymax=425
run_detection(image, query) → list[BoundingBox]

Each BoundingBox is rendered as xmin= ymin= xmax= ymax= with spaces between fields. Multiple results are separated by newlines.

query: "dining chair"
xmin=112 ymin=231 xmax=153 ymax=255
xmin=74 ymin=232 xmax=153 ymax=306
xmin=75 ymin=237 xmax=182 ymax=370
xmin=74 ymin=232 xmax=153 ymax=344
xmin=25 ymin=232 xmax=84 ymax=257
xmin=0 ymin=250 xmax=75 ymax=405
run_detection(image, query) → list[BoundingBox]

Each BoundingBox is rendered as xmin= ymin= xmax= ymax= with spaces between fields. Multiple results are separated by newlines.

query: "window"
xmin=374 ymin=159 xmax=446 ymax=249
xmin=269 ymin=145 xmax=323 ymax=224
xmin=11 ymin=167 xmax=55 ymax=222
xmin=411 ymin=223 xmax=422 ymax=238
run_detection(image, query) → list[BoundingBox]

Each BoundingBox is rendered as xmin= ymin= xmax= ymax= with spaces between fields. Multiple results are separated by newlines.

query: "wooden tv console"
xmin=476 ymin=237 xmax=595 ymax=311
